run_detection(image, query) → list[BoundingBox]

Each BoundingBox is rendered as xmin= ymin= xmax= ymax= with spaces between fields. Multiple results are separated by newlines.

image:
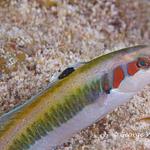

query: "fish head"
xmin=118 ymin=45 xmax=150 ymax=93
xmin=102 ymin=46 xmax=150 ymax=112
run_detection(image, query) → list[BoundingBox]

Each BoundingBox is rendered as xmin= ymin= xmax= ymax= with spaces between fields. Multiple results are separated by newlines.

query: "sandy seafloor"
xmin=0 ymin=0 xmax=150 ymax=149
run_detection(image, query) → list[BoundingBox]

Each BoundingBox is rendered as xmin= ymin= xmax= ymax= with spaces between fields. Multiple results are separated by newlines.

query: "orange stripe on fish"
xmin=113 ymin=66 xmax=124 ymax=88
xmin=127 ymin=61 xmax=139 ymax=76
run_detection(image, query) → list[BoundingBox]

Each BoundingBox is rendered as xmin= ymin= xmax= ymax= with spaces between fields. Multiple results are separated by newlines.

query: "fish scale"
xmin=0 ymin=45 xmax=150 ymax=150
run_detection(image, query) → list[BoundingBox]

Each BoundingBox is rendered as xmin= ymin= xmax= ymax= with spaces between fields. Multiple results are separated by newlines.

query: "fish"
xmin=138 ymin=116 xmax=150 ymax=123
xmin=0 ymin=45 xmax=150 ymax=150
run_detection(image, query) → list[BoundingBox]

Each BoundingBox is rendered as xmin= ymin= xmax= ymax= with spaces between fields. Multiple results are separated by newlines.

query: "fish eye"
xmin=139 ymin=61 xmax=146 ymax=66
xmin=137 ymin=57 xmax=150 ymax=69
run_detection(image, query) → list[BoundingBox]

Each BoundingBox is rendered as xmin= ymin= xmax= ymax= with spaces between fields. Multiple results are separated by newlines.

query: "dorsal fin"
xmin=50 ymin=62 xmax=87 ymax=83
xmin=58 ymin=67 xmax=75 ymax=79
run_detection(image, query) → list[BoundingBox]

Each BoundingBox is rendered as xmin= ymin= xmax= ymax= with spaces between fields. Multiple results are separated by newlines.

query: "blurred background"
xmin=0 ymin=0 xmax=150 ymax=149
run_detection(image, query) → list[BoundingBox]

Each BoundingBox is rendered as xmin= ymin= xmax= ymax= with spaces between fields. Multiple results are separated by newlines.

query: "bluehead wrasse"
xmin=0 ymin=45 xmax=150 ymax=150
